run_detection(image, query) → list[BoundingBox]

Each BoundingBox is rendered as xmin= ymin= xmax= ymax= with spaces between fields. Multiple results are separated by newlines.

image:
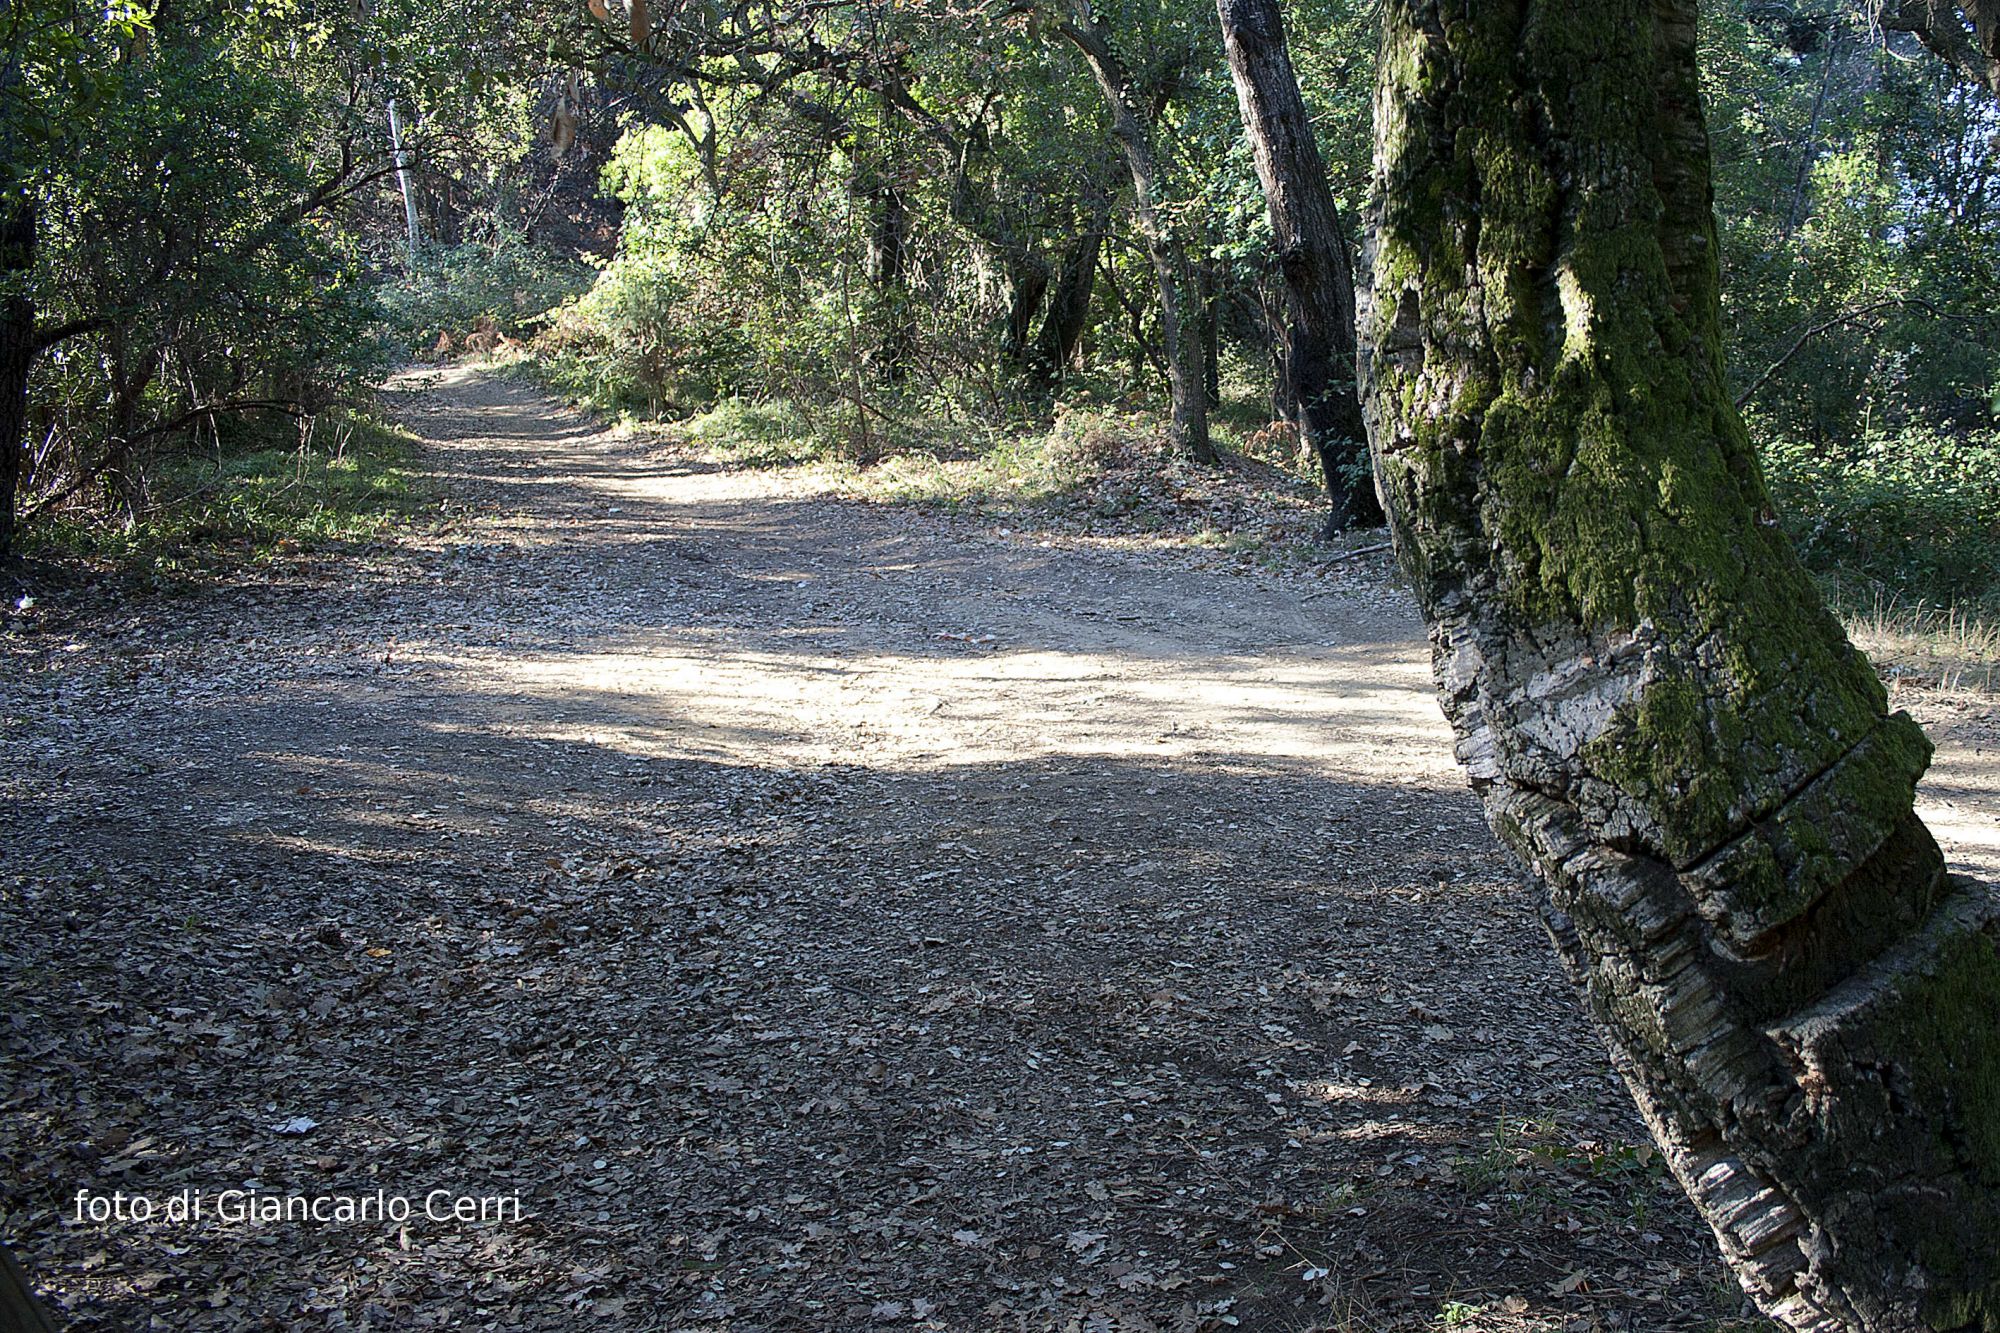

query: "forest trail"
xmin=4 ymin=368 xmax=1995 ymax=1332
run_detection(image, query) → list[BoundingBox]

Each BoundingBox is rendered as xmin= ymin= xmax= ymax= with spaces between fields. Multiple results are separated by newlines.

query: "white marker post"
xmin=387 ymin=97 xmax=421 ymax=261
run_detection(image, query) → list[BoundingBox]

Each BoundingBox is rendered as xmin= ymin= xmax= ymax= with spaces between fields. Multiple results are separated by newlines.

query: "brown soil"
xmin=6 ymin=368 xmax=1992 ymax=1332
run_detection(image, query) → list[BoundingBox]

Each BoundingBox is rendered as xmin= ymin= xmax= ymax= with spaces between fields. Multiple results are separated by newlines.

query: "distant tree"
xmin=1051 ymin=0 xmax=1216 ymax=463
xmin=1359 ymin=2 xmax=2000 ymax=1328
xmin=1216 ymin=0 xmax=1381 ymax=531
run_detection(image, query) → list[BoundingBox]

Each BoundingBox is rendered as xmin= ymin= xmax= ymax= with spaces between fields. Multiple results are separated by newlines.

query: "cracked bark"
xmin=1357 ymin=3 xmax=2000 ymax=1328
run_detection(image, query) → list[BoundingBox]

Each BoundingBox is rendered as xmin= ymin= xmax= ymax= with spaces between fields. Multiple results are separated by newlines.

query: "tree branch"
xmin=32 ymin=316 xmax=106 ymax=352
xmin=1733 ymin=297 xmax=1958 ymax=408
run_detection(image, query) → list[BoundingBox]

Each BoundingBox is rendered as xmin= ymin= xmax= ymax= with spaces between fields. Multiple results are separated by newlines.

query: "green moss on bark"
xmin=1364 ymin=2 xmax=1998 ymax=1324
xmin=1365 ymin=0 xmax=1928 ymax=918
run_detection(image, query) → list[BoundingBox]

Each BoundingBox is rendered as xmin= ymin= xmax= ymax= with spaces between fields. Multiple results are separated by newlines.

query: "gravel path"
xmin=7 ymin=367 xmax=1990 ymax=1332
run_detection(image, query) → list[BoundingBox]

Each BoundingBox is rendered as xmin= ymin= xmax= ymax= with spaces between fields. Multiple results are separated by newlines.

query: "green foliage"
xmin=1761 ymin=427 xmax=2000 ymax=609
xmin=533 ymin=120 xmax=820 ymax=414
xmin=3 ymin=0 xmax=566 ymax=552
xmin=24 ymin=409 xmax=423 ymax=580
xmin=1703 ymin=3 xmax=2000 ymax=444
xmin=377 ymin=228 xmax=592 ymax=351
xmin=9 ymin=0 xmax=1996 ymax=630
xmin=17 ymin=0 xmax=390 ymax=535
xmin=533 ymin=113 xmax=998 ymax=417
xmin=0 ymin=0 xmax=151 ymax=171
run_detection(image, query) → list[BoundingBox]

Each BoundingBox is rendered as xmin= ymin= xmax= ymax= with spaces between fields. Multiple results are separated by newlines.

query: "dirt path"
xmin=5 ymin=368 xmax=1995 ymax=1332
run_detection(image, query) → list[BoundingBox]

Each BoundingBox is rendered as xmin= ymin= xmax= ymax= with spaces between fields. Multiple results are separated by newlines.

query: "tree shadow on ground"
xmin=0 ymin=367 xmax=1760 ymax=1330
xmin=4 ymin=709 xmax=1743 ymax=1332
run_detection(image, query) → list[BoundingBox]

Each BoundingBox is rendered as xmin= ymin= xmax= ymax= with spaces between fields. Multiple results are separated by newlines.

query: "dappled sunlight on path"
xmin=4 ymin=366 xmax=1994 ymax=1333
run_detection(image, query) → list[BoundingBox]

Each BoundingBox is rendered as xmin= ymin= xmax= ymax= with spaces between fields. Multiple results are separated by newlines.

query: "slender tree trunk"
xmin=1197 ymin=255 xmax=1221 ymax=410
xmin=864 ymin=175 xmax=914 ymax=385
xmin=1059 ymin=1 xmax=1216 ymax=464
xmin=102 ymin=329 xmax=154 ymax=522
xmin=1217 ymin=0 xmax=1380 ymax=531
xmin=387 ymin=99 xmax=421 ymax=261
xmin=1096 ymin=243 xmax=1162 ymax=386
xmin=1030 ymin=218 xmax=1105 ymax=393
xmin=1360 ymin=4 xmax=2000 ymax=1329
xmin=0 ymin=196 xmax=33 ymax=559
xmin=1257 ymin=274 xmax=1295 ymax=424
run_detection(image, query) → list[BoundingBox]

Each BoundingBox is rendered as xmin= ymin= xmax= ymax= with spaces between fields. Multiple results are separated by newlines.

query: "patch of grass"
xmin=681 ymin=397 xmax=863 ymax=469
xmin=669 ymin=394 xmax=1348 ymax=570
xmin=1452 ymin=1114 xmax=1674 ymax=1229
xmin=672 ymin=395 xmax=1166 ymax=510
xmin=23 ymin=409 xmax=427 ymax=584
xmin=1431 ymin=1298 xmax=1487 ymax=1328
xmin=1830 ymin=582 xmax=2000 ymax=693
xmin=831 ymin=404 xmax=1164 ymax=511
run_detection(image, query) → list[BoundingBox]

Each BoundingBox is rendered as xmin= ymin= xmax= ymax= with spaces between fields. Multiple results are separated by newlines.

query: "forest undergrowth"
xmin=13 ymin=412 xmax=431 ymax=592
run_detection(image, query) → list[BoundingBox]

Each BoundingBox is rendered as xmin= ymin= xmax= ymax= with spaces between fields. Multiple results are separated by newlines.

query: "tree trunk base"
xmin=1 ymin=1243 xmax=58 ymax=1333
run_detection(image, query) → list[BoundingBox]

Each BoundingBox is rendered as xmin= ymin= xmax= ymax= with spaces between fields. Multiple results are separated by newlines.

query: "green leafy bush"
xmin=529 ymin=123 xmax=852 ymax=416
xmin=533 ymin=242 xmax=761 ymax=415
xmin=378 ymin=227 xmax=592 ymax=353
xmin=26 ymin=411 xmax=425 ymax=581
xmin=1762 ymin=427 xmax=2000 ymax=609
xmin=21 ymin=21 xmax=386 ymax=531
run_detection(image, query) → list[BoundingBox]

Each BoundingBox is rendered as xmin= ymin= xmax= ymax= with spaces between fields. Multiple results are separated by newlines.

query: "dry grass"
xmin=1837 ymin=591 xmax=2000 ymax=695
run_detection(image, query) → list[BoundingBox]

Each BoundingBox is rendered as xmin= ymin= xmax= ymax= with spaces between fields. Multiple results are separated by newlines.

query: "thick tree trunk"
xmin=1000 ymin=258 xmax=1050 ymax=376
xmin=1060 ymin=1 xmax=1216 ymax=464
xmin=0 ymin=196 xmax=33 ymax=560
xmin=1217 ymin=0 xmax=1381 ymax=532
xmin=1359 ymin=3 xmax=2000 ymax=1330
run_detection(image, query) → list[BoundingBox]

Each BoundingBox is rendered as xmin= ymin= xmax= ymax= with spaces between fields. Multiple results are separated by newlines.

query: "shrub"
xmin=24 ymin=409 xmax=425 ymax=582
xmin=378 ymin=227 xmax=592 ymax=354
xmin=1761 ymin=426 xmax=2000 ymax=609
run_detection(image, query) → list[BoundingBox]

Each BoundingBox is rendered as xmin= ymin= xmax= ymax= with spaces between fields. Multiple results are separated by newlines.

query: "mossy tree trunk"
xmin=1358 ymin=3 xmax=2000 ymax=1329
xmin=1217 ymin=0 xmax=1383 ymax=534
